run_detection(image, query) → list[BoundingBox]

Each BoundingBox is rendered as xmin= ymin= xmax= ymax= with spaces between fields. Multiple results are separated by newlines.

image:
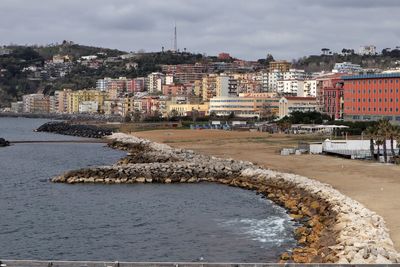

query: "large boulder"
xmin=0 ymin=138 xmax=10 ymax=147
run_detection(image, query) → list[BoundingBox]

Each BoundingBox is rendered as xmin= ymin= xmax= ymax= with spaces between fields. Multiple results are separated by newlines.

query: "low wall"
xmin=49 ymin=133 xmax=400 ymax=264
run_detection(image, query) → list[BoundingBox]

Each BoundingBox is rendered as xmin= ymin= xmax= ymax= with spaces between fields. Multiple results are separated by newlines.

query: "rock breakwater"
xmin=36 ymin=121 xmax=113 ymax=138
xmin=51 ymin=133 xmax=400 ymax=264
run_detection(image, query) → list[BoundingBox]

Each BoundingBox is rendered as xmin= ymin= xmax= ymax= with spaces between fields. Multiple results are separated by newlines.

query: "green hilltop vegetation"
xmin=293 ymin=48 xmax=400 ymax=72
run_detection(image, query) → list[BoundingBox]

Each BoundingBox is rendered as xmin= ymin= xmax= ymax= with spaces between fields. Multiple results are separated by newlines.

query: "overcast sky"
xmin=1 ymin=0 xmax=399 ymax=60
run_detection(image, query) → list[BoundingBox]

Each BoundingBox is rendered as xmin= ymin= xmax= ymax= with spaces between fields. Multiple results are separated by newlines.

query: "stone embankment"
xmin=52 ymin=133 xmax=400 ymax=264
xmin=36 ymin=121 xmax=113 ymax=138
xmin=0 ymin=137 xmax=10 ymax=147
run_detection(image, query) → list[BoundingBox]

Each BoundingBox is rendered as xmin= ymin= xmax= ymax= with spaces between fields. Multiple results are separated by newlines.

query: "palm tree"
xmin=376 ymin=138 xmax=383 ymax=162
xmin=377 ymin=119 xmax=391 ymax=163
xmin=365 ymin=126 xmax=377 ymax=160
xmin=389 ymin=125 xmax=397 ymax=160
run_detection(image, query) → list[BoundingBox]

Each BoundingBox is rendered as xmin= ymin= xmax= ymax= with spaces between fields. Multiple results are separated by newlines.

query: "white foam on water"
xmin=218 ymin=217 xmax=294 ymax=245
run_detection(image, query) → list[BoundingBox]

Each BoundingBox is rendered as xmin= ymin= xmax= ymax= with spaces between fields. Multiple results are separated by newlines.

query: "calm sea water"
xmin=0 ymin=117 xmax=297 ymax=263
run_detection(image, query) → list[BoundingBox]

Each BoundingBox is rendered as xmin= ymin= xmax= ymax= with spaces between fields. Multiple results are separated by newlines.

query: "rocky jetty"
xmin=51 ymin=133 xmax=400 ymax=264
xmin=36 ymin=121 xmax=113 ymax=138
xmin=0 ymin=138 xmax=10 ymax=147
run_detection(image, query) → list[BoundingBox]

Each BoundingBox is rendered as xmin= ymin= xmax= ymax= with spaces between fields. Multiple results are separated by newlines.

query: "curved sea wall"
xmin=52 ymin=133 xmax=400 ymax=264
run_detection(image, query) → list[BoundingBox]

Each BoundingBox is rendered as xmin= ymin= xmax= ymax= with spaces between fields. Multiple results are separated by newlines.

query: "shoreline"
xmin=50 ymin=132 xmax=400 ymax=264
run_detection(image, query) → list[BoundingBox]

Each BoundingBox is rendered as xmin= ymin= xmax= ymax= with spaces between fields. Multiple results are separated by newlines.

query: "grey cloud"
xmin=0 ymin=0 xmax=399 ymax=60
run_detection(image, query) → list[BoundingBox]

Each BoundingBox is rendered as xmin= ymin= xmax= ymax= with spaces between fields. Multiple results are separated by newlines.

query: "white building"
xmin=303 ymin=79 xmax=317 ymax=97
xmin=209 ymin=96 xmax=258 ymax=118
xmin=216 ymin=74 xmax=230 ymax=97
xmin=283 ymin=69 xmax=306 ymax=80
xmin=332 ymin=62 xmax=362 ymax=73
xmin=277 ymin=80 xmax=304 ymax=95
xmin=96 ymin=77 xmax=111 ymax=91
xmin=78 ymin=101 xmax=99 ymax=113
xmin=11 ymin=101 xmax=23 ymax=113
xmin=81 ymin=55 xmax=98 ymax=61
xmin=148 ymin=72 xmax=165 ymax=93
xmin=165 ymin=75 xmax=174 ymax=85
xmin=267 ymin=70 xmax=282 ymax=92
xmin=359 ymin=45 xmax=376 ymax=56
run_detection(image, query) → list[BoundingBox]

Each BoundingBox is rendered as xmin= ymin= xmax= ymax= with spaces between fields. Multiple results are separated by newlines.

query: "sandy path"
xmin=131 ymin=129 xmax=400 ymax=251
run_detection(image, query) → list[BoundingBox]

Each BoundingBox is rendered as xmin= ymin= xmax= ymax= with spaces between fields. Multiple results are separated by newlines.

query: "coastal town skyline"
xmin=1 ymin=0 xmax=400 ymax=60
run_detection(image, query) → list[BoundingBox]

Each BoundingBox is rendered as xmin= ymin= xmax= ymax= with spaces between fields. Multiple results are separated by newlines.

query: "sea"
xmin=0 ymin=117 xmax=297 ymax=263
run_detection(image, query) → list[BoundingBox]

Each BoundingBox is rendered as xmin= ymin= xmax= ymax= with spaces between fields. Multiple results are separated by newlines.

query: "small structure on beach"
xmin=297 ymin=139 xmax=399 ymax=160
xmin=290 ymin=124 xmax=349 ymax=135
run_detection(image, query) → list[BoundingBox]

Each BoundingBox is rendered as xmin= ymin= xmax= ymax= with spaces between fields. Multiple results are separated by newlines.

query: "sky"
xmin=1 ymin=0 xmax=400 ymax=61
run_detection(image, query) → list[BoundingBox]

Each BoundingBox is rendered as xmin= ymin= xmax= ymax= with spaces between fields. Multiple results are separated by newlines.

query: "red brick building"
xmin=321 ymin=74 xmax=345 ymax=119
xmin=343 ymin=73 xmax=400 ymax=123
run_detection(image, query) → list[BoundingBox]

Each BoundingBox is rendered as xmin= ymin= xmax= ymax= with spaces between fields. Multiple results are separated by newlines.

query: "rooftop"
xmin=342 ymin=73 xmax=400 ymax=80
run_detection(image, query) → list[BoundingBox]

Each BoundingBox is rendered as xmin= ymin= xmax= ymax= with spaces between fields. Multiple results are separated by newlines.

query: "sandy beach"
xmin=131 ymin=129 xmax=400 ymax=251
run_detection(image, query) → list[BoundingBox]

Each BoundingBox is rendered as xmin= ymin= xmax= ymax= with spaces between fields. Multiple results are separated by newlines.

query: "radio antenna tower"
xmin=173 ymin=22 xmax=177 ymax=52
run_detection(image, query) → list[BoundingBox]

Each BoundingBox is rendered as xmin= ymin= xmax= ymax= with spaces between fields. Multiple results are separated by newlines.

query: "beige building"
xmin=54 ymin=89 xmax=72 ymax=113
xmin=209 ymin=94 xmax=279 ymax=118
xmin=202 ymin=74 xmax=218 ymax=101
xmin=269 ymin=60 xmax=291 ymax=72
xmin=167 ymin=102 xmax=209 ymax=117
xmin=278 ymin=96 xmax=318 ymax=118
xmin=22 ymin=94 xmax=50 ymax=114
xmin=67 ymin=89 xmax=107 ymax=114
xmin=193 ymin=80 xmax=203 ymax=97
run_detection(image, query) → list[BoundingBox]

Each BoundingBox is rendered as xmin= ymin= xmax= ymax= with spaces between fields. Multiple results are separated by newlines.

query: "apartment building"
xmin=209 ymin=93 xmax=279 ymax=118
xmin=148 ymin=72 xmax=165 ymax=93
xmin=202 ymin=74 xmax=218 ymax=101
xmin=278 ymin=97 xmax=318 ymax=118
xmin=22 ymin=94 xmax=50 ymax=113
xmin=343 ymin=73 xmax=400 ymax=123
xmin=67 ymin=90 xmax=107 ymax=114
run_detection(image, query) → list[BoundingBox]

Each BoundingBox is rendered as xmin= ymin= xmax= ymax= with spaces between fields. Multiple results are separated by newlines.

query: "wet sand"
xmin=131 ymin=129 xmax=400 ymax=251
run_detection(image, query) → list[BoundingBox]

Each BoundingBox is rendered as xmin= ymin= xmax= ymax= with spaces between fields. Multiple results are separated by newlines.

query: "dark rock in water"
xmin=0 ymin=138 xmax=10 ymax=147
xmin=36 ymin=122 xmax=113 ymax=138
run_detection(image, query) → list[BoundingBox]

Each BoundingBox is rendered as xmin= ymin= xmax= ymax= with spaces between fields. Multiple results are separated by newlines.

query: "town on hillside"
xmin=1 ymin=43 xmax=400 ymax=127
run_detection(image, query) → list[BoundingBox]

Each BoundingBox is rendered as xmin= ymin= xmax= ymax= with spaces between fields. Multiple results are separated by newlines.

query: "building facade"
xmin=278 ymin=96 xmax=318 ymax=118
xmin=343 ymin=73 xmax=400 ymax=123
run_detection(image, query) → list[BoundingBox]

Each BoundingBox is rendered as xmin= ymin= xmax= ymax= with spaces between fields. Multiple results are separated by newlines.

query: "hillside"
xmin=0 ymin=43 xmax=206 ymax=106
xmin=6 ymin=41 xmax=126 ymax=60
xmin=292 ymin=50 xmax=400 ymax=72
